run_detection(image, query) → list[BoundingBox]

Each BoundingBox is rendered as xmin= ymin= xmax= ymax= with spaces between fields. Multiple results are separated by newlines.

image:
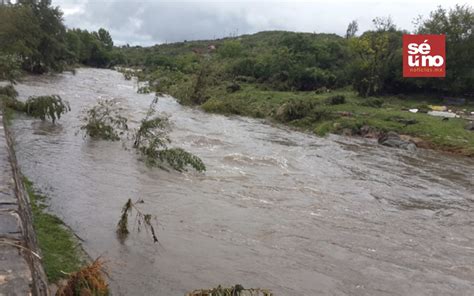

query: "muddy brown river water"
xmin=12 ymin=68 xmax=474 ymax=295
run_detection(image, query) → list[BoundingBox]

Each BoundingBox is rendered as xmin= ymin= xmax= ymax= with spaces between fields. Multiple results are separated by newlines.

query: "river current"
xmin=12 ymin=68 xmax=474 ymax=295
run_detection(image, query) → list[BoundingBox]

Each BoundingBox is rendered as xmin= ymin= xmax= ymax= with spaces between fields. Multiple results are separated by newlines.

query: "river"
xmin=12 ymin=68 xmax=474 ymax=295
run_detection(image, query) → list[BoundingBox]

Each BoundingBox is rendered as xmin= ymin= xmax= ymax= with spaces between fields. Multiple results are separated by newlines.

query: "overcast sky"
xmin=52 ymin=0 xmax=463 ymax=45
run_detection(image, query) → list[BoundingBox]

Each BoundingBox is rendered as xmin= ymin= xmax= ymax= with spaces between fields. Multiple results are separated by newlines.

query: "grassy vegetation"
xmin=200 ymin=86 xmax=474 ymax=156
xmin=23 ymin=178 xmax=83 ymax=283
xmin=117 ymin=6 xmax=473 ymax=157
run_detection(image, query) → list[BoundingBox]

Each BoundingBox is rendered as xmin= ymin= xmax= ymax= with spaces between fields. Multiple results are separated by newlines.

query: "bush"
xmin=326 ymin=95 xmax=346 ymax=105
xmin=201 ymin=98 xmax=243 ymax=115
xmin=134 ymin=97 xmax=206 ymax=172
xmin=274 ymin=99 xmax=314 ymax=122
xmin=309 ymin=107 xmax=333 ymax=121
xmin=80 ymin=99 xmax=128 ymax=140
xmin=360 ymin=98 xmax=384 ymax=108
xmin=24 ymin=95 xmax=70 ymax=123
xmin=226 ymin=82 xmax=241 ymax=93
xmin=0 ymin=85 xmax=18 ymax=98
xmin=0 ymin=94 xmax=25 ymax=112
xmin=234 ymin=75 xmax=256 ymax=83
xmin=137 ymin=86 xmax=151 ymax=94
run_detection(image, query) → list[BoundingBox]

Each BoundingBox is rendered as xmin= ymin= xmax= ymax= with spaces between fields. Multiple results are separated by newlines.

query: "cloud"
xmin=52 ymin=0 xmax=461 ymax=46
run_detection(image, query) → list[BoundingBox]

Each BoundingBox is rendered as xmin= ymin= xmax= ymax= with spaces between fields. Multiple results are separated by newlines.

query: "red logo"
xmin=403 ymin=34 xmax=445 ymax=77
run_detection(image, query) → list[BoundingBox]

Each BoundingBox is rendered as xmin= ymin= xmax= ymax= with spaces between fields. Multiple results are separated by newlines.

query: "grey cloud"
xmin=53 ymin=0 xmax=459 ymax=46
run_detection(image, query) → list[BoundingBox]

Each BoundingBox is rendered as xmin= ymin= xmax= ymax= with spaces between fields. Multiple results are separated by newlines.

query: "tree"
xmin=96 ymin=28 xmax=114 ymax=50
xmin=349 ymin=28 xmax=402 ymax=96
xmin=218 ymin=40 xmax=243 ymax=58
xmin=0 ymin=55 xmax=21 ymax=83
xmin=415 ymin=4 xmax=473 ymax=95
xmin=373 ymin=16 xmax=397 ymax=32
xmin=345 ymin=20 xmax=359 ymax=39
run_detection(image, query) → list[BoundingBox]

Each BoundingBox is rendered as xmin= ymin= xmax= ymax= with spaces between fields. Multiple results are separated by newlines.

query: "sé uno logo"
xmin=403 ymin=34 xmax=445 ymax=77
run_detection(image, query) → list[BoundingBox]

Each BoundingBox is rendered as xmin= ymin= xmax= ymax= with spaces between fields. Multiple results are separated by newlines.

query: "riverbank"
xmin=192 ymin=86 xmax=474 ymax=156
xmin=23 ymin=178 xmax=84 ymax=283
xmin=0 ymin=110 xmax=49 ymax=295
xmin=1 ymin=88 xmax=87 ymax=291
xmin=11 ymin=68 xmax=474 ymax=295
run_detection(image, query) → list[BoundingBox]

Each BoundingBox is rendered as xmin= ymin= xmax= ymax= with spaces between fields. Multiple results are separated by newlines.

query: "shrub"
xmin=360 ymin=98 xmax=384 ymax=108
xmin=326 ymin=95 xmax=346 ymax=105
xmin=80 ymin=99 xmax=128 ymax=140
xmin=201 ymin=98 xmax=243 ymax=115
xmin=234 ymin=75 xmax=256 ymax=83
xmin=309 ymin=107 xmax=333 ymax=121
xmin=0 ymin=94 xmax=25 ymax=112
xmin=226 ymin=82 xmax=241 ymax=93
xmin=24 ymin=95 xmax=70 ymax=123
xmin=137 ymin=85 xmax=151 ymax=94
xmin=134 ymin=97 xmax=206 ymax=172
xmin=164 ymin=148 xmax=206 ymax=172
xmin=0 ymin=85 xmax=18 ymax=98
xmin=274 ymin=99 xmax=314 ymax=122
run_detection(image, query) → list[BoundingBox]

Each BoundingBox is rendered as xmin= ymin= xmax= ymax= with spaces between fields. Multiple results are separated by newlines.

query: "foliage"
xmin=186 ymin=285 xmax=273 ymax=296
xmin=360 ymin=98 xmax=384 ymax=108
xmin=326 ymin=95 xmax=345 ymax=105
xmin=0 ymin=84 xmax=18 ymax=98
xmin=133 ymin=97 xmax=206 ymax=171
xmin=0 ymin=94 xmax=25 ymax=112
xmin=275 ymin=99 xmax=315 ymax=122
xmin=24 ymin=178 xmax=83 ymax=283
xmin=66 ymin=28 xmax=117 ymax=68
xmin=0 ymin=54 xmax=22 ymax=83
xmin=415 ymin=4 xmax=474 ymax=95
xmin=116 ymin=198 xmax=159 ymax=244
xmin=226 ymin=82 xmax=241 ymax=93
xmin=345 ymin=20 xmax=359 ymax=39
xmin=25 ymin=95 xmax=70 ymax=123
xmin=218 ymin=40 xmax=243 ymax=58
xmin=56 ymin=258 xmax=109 ymax=296
xmin=348 ymin=27 xmax=401 ymax=97
xmin=189 ymin=61 xmax=213 ymax=104
xmin=185 ymin=85 xmax=474 ymax=155
xmin=155 ymin=148 xmax=206 ymax=172
xmin=137 ymin=85 xmax=151 ymax=94
xmin=0 ymin=2 xmax=116 ymax=73
xmin=80 ymin=99 xmax=128 ymax=141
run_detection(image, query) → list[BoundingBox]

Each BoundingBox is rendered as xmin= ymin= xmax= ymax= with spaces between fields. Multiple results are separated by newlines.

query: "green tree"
xmin=345 ymin=20 xmax=359 ymax=39
xmin=349 ymin=18 xmax=402 ymax=96
xmin=415 ymin=4 xmax=473 ymax=95
xmin=218 ymin=40 xmax=243 ymax=58
xmin=95 ymin=28 xmax=114 ymax=50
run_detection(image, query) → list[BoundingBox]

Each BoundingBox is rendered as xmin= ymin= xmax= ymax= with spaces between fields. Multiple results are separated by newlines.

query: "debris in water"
xmin=116 ymin=198 xmax=159 ymax=244
xmin=56 ymin=258 xmax=109 ymax=296
xmin=186 ymin=284 xmax=273 ymax=296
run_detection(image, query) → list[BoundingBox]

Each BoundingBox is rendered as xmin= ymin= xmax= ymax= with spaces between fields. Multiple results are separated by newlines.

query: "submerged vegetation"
xmin=80 ymin=99 xmax=128 ymax=140
xmin=117 ymin=198 xmax=159 ymax=244
xmin=133 ymin=97 xmax=206 ymax=171
xmin=80 ymin=96 xmax=207 ymax=171
xmin=186 ymin=285 xmax=273 ymax=296
xmin=24 ymin=95 xmax=70 ymax=123
xmin=0 ymin=87 xmax=70 ymax=124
